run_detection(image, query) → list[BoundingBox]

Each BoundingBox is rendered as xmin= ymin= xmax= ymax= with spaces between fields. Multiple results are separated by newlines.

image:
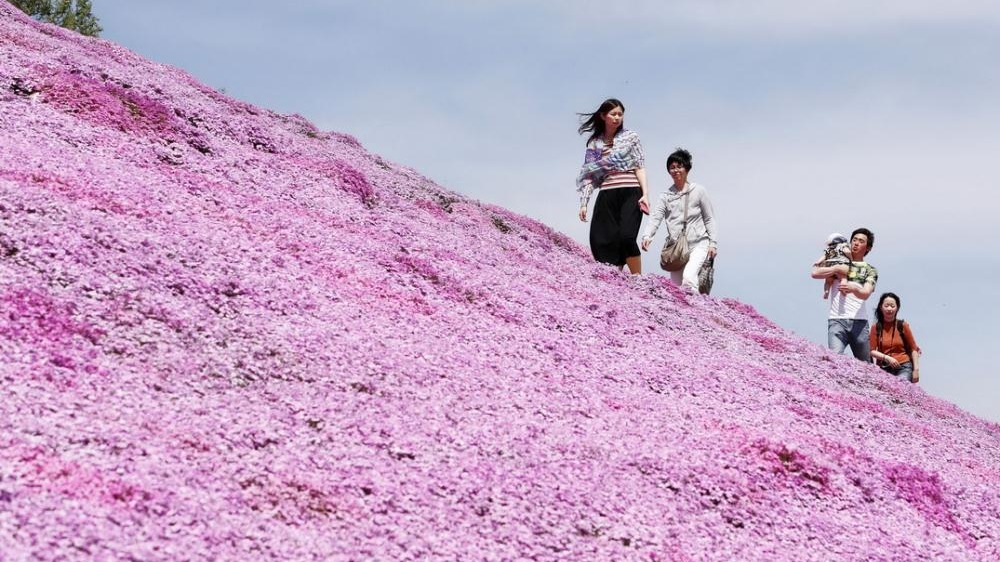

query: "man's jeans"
xmin=828 ymin=319 xmax=870 ymax=362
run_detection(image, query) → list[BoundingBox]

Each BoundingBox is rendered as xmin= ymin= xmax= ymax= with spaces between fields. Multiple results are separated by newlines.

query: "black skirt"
xmin=590 ymin=186 xmax=642 ymax=267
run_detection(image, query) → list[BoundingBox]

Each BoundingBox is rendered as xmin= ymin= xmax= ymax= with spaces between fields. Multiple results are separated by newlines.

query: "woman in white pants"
xmin=641 ymin=148 xmax=718 ymax=290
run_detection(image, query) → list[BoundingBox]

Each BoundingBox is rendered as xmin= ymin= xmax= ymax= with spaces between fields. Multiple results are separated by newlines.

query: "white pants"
xmin=671 ymin=238 xmax=710 ymax=290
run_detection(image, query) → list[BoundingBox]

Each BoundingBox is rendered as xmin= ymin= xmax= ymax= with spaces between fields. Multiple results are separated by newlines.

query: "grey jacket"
xmin=643 ymin=182 xmax=718 ymax=249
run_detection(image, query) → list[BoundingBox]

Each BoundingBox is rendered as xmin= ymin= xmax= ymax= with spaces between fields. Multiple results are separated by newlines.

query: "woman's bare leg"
xmin=625 ymin=256 xmax=642 ymax=275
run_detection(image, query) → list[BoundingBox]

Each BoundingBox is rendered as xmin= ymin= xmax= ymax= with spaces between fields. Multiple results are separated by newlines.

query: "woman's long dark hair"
xmin=577 ymin=98 xmax=624 ymax=143
xmin=874 ymin=292 xmax=901 ymax=326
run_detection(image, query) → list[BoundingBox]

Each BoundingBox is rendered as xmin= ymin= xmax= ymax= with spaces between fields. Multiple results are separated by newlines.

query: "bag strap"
xmin=679 ymin=188 xmax=690 ymax=234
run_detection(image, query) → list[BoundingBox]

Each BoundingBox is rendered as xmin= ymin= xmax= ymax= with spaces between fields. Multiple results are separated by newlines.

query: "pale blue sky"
xmin=96 ymin=1 xmax=1000 ymax=422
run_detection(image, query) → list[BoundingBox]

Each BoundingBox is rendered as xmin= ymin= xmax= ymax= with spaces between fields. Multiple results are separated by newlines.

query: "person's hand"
xmin=837 ymin=281 xmax=856 ymax=295
xmin=638 ymin=195 xmax=650 ymax=215
xmin=884 ymin=356 xmax=901 ymax=369
xmin=641 ymin=237 xmax=651 ymax=251
xmin=912 ymin=369 xmax=920 ymax=384
xmin=708 ymin=246 xmax=717 ymax=259
xmin=579 ymin=206 xmax=587 ymax=222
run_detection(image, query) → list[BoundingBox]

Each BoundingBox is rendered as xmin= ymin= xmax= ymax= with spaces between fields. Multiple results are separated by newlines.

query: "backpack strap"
xmin=898 ymin=320 xmax=912 ymax=359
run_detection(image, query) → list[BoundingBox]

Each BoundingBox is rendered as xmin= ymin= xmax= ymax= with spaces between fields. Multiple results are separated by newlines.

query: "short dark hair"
xmin=666 ymin=148 xmax=693 ymax=171
xmin=874 ymin=292 xmax=900 ymax=326
xmin=852 ymin=227 xmax=874 ymax=255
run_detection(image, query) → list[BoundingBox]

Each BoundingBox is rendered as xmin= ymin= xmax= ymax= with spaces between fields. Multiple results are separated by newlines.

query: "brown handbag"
xmin=659 ymin=190 xmax=690 ymax=272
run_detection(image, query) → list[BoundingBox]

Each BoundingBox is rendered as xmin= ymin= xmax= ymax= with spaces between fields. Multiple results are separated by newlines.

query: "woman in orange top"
xmin=869 ymin=292 xmax=921 ymax=383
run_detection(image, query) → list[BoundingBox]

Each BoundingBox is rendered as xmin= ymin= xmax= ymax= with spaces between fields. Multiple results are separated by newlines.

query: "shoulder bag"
xmin=659 ymin=189 xmax=691 ymax=272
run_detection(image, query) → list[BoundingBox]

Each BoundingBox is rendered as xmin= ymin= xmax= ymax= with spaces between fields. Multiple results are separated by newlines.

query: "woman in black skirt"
xmin=576 ymin=98 xmax=649 ymax=273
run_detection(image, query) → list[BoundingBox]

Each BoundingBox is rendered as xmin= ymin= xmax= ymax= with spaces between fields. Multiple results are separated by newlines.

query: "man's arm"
xmin=837 ymin=279 xmax=875 ymax=299
xmin=811 ymin=257 xmax=840 ymax=279
xmin=857 ymin=279 xmax=875 ymax=299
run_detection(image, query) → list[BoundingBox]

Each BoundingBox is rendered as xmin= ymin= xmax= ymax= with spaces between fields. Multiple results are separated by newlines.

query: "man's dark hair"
xmin=666 ymin=148 xmax=693 ymax=171
xmin=852 ymin=227 xmax=874 ymax=255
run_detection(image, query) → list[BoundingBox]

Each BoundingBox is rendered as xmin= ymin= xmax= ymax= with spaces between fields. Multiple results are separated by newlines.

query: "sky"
xmin=92 ymin=1 xmax=1000 ymax=422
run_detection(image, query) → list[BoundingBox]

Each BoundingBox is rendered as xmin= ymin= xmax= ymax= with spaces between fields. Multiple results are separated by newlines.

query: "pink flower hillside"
xmin=1 ymin=5 xmax=999 ymax=561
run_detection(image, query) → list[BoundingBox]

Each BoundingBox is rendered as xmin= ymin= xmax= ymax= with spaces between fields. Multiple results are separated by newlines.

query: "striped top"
xmin=599 ymin=144 xmax=641 ymax=190
xmin=577 ymin=129 xmax=645 ymax=206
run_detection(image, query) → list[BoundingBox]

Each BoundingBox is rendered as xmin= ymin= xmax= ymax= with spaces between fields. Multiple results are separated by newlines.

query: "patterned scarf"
xmin=575 ymin=129 xmax=645 ymax=195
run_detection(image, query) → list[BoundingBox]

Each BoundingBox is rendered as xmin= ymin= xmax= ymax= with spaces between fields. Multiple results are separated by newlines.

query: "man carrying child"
xmin=811 ymin=228 xmax=878 ymax=362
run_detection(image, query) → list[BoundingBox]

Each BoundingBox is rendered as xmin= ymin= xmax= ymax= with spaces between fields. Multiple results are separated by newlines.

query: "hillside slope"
xmin=1 ymin=5 xmax=998 ymax=561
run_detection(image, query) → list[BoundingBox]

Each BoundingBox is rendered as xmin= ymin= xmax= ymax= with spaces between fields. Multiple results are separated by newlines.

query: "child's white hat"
xmin=826 ymin=232 xmax=847 ymax=245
